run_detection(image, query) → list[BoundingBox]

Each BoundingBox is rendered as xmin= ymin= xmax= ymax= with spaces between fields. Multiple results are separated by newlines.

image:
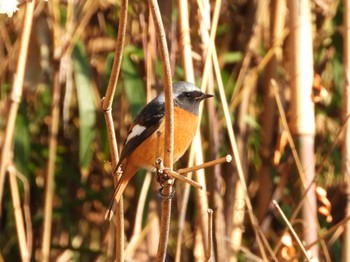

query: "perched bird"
xmin=109 ymin=81 xmax=213 ymax=209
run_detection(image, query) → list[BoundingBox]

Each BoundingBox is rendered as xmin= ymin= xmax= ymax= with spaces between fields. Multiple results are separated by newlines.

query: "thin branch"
xmin=211 ymin=33 xmax=270 ymax=261
xmin=271 ymin=79 xmax=330 ymax=260
xmin=102 ymin=0 xmax=128 ymax=112
xmin=12 ymin=167 xmax=33 ymax=258
xmin=271 ymin=79 xmax=307 ymax=186
xmin=125 ymin=214 xmax=157 ymax=259
xmin=166 ymin=170 xmax=203 ymax=190
xmin=100 ymin=0 xmax=128 ymax=260
xmin=272 ymin=200 xmax=311 ymax=262
xmin=148 ymin=0 xmax=174 ymax=260
xmin=206 ymin=209 xmax=213 ymax=261
xmin=41 ymin=67 xmax=61 ymax=262
xmin=8 ymin=166 xmax=30 ymax=262
xmin=0 ymin=0 xmax=36 ymax=213
xmin=177 ymin=155 xmax=232 ymax=174
xmin=305 ymin=216 xmax=350 ymax=249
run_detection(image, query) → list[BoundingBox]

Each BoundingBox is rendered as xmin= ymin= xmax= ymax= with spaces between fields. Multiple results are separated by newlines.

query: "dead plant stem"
xmin=148 ymin=0 xmax=174 ymax=260
xmin=100 ymin=0 xmax=128 ymax=260
xmin=206 ymin=209 xmax=213 ymax=261
xmin=42 ymin=67 xmax=61 ymax=262
xmin=0 ymin=0 xmax=36 ymax=213
xmin=8 ymin=166 xmax=30 ymax=262
xmin=178 ymin=155 xmax=232 ymax=174
xmin=212 ymin=40 xmax=270 ymax=261
xmin=272 ymin=201 xmax=311 ymax=261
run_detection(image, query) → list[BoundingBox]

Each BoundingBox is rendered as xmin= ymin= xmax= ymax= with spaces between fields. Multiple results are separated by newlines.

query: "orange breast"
xmin=127 ymin=106 xmax=198 ymax=169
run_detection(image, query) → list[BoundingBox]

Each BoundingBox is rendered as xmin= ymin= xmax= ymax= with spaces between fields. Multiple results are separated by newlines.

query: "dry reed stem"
xmin=148 ymin=0 xmax=174 ymax=260
xmin=239 ymin=246 xmax=265 ymax=262
xmin=229 ymin=28 xmax=289 ymax=111
xmin=206 ymin=209 xmax=213 ymax=261
xmin=64 ymin=1 xmax=99 ymax=57
xmin=177 ymin=155 xmax=232 ymax=174
xmin=176 ymin=3 xmax=203 ymax=255
xmin=99 ymin=0 xmax=128 ymax=260
xmin=125 ymin=172 xmax=152 ymax=257
xmin=41 ymin=67 xmax=61 ymax=262
xmin=272 ymin=201 xmax=311 ymax=261
xmin=175 ymin=150 xmax=195 ymax=262
xmin=125 ymin=214 xmax=157 ymax=259
xmin=178 ymin=0 xmax=195 ymax=83
xmin=195 ymin=0 xmax=223 ymax=256
xmin=0 ymin=0 xmax=36 ymax=213
xmin=271 ymin=80 xmax=331 ymax=259
xmin=210 ymin=35 xmax=270 ymax=262
xmin=271 ymin=80 xmax=307 ymax=186
xmin=8 ymin=166 xmax=30 ymax=262
xmin=133 ymin=172 xmax=152 ymax=236
xmin=305 ymin=216 xmax=350 ymax=249
xmin=102 ymin=0 xmax=128 ymax=112
xmin=197 ymin=0 xmax=272 ymax=259
xmin=48 ymin=0 xmax=60 ymax=51
xmin=166 ymin=170 xmax=202 ymax=189
xmin=12 ymin=168 xmax=33 ymax=257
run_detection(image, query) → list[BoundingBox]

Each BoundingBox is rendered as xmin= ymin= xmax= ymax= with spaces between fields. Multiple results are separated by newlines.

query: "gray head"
xmin=172 ymin=81 xmax=213 ymax=115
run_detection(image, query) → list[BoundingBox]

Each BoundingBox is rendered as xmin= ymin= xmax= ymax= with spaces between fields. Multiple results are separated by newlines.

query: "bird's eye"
xmin=184 ymin=92 xmax=191 ymax=98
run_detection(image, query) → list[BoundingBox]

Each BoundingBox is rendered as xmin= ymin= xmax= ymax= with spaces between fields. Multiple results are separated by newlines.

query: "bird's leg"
xmin=155 ymin=158 xmax=170 ymax=186
xmin=155 ymin=158 xmax=175 ymax=199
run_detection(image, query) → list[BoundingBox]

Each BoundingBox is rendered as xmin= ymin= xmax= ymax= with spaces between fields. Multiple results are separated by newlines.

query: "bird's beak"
xmin=196 ymin=93 xmax=214 ymax=101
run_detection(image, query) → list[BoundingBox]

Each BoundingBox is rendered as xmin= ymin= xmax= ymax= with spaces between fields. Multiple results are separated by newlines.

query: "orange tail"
xmin=106 ymin=163 xmax=138 ymax=220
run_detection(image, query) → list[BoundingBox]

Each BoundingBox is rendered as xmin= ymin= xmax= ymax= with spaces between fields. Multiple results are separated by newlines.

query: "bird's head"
xmin=173 ymin=81 xmax=213 ymax=115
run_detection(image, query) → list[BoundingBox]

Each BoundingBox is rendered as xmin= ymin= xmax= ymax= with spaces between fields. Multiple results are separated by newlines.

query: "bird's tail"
xmin=105 ymin=163 xmax=137 ymax=221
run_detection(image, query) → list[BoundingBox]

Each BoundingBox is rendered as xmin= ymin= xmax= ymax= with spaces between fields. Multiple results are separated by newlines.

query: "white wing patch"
xmin=126 ymin=124 xmax=147 ymax=144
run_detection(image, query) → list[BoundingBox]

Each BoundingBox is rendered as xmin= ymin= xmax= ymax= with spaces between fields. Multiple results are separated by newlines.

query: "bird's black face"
xmin=178 ymin=90 xmax=211 ymax=102
xmin=173 ymin=84 xmax=213 ymax=115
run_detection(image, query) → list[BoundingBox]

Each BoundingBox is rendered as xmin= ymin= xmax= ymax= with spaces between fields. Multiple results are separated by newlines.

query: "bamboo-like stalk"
xmin=41 ymin=66 xmax=61 ymax=262
xmin=343 ymin=0 xmax=350 ymax=261
xmin=8 ymin=166 xmax=30 ymax=262
xmin=148 ymin=0 xmax=174 ymax=260
xmin=0 ymin=0 xmax=36 ymax=212
xmin=286 ymin=1 xmax=318 ymax=259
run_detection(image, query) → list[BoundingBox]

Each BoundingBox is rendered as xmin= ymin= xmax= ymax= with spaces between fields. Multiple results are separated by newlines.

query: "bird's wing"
xmin=116 ymin=98 xmax=165 ymax=169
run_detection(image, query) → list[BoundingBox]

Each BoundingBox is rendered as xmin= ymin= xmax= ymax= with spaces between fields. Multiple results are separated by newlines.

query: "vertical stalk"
xmin=287 ymin=0 xmax=318 ymax=259
xmin=0 ymin=0 xmax=36 ymax=211
xmin=41 ymin=66 xmax=61 ymax=262
xmin=9 ymin=166 xmax=30 ymax=262
xmin=101 ymin=0 xmax=128 ymax=260
xmin=342 ymin=0 xmax=350 ymax=261
xmin=148 ymin=0 xmax=174 ymax=260
xmin=177 ymin=0 xmax=210 ymax=259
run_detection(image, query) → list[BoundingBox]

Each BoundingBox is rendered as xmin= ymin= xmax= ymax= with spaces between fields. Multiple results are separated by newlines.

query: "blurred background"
xmin=0 ymin=0 xmax=348 ymax=261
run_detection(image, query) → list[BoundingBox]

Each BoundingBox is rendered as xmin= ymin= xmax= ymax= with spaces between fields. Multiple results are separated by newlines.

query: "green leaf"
xmin=221 ymin=51 xmax=243 ymax=64
xmin=122 ymin=50 xmax=146 ymax=118
xmin=14 ymin=112 xmax=30 ymax=175
xmin=72 ymin=42 xmax=96 ymax=169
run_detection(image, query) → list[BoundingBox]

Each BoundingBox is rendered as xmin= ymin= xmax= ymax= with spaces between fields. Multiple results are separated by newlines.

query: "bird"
xmin=108 ymin=81 xmax=213 ymax=212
